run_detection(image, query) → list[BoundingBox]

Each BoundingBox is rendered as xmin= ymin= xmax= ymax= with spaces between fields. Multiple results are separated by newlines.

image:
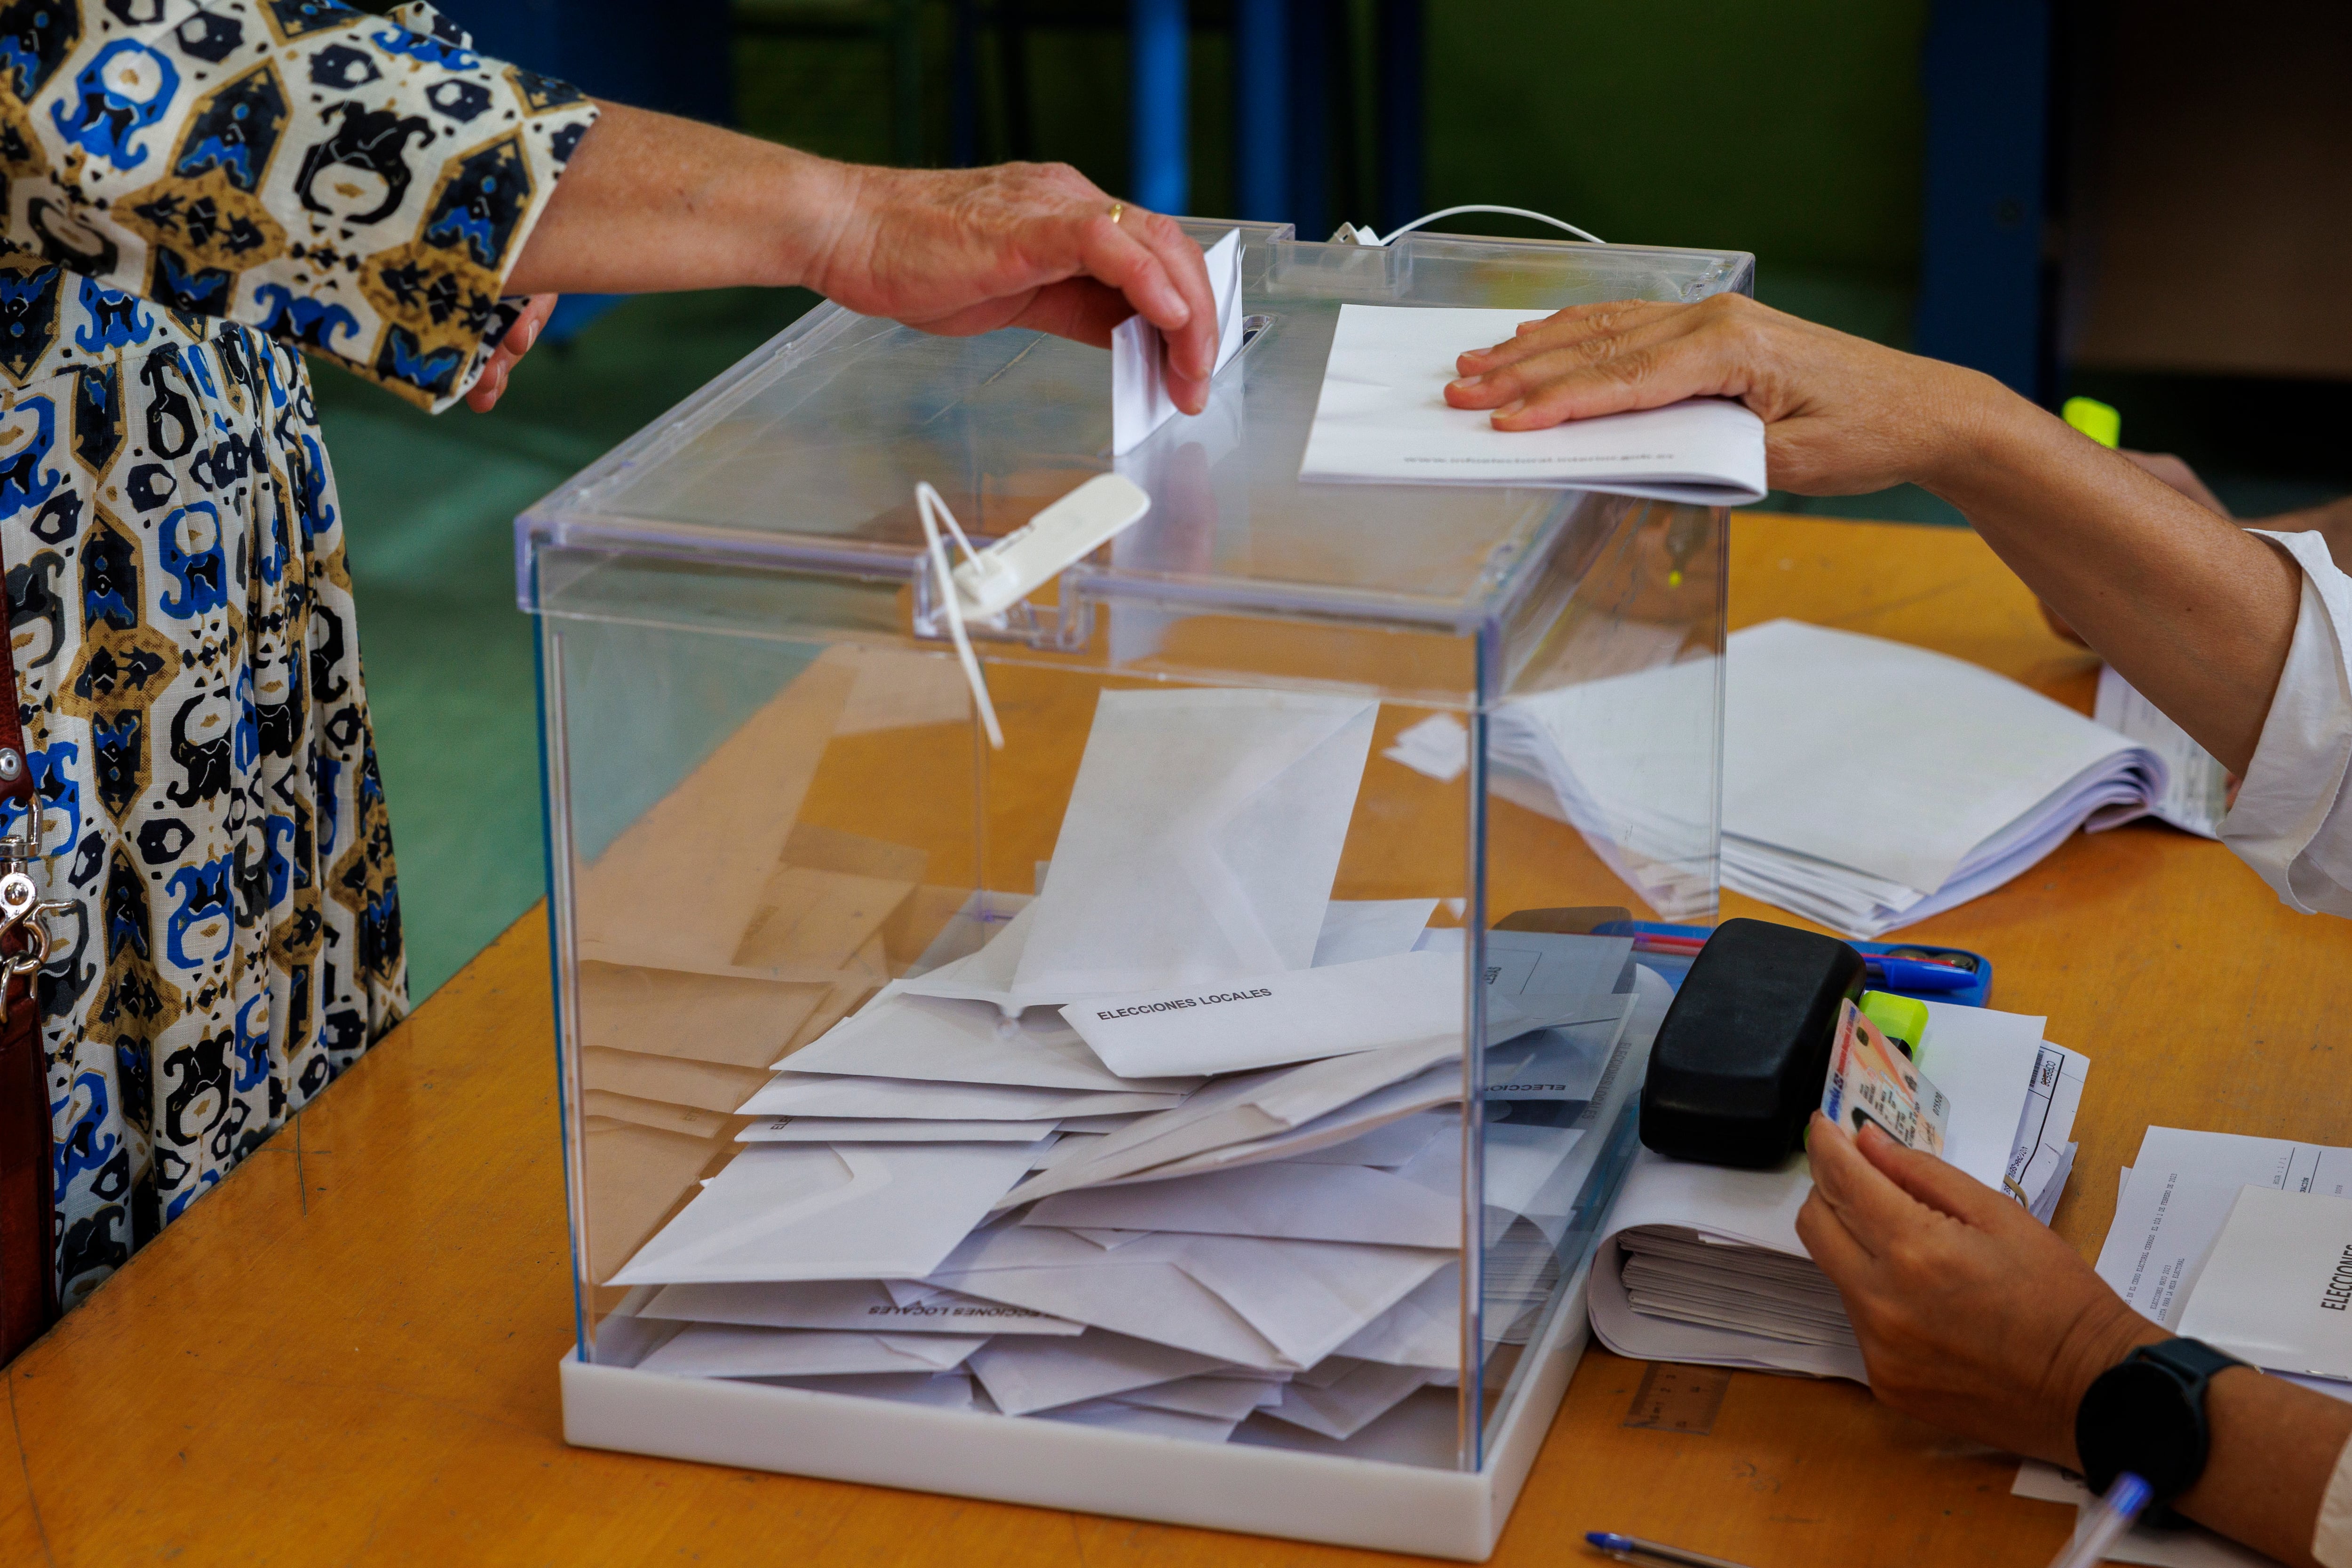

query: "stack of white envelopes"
xmin=602 ymin=686 xmax=1661 ymax=1452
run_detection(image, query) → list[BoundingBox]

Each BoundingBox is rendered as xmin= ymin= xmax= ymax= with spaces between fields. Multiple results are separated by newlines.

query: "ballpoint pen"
xmin=1584 ymin=1530 xmax=1756 ymax=1568
xmin=2045 ymin=1472 xmax=2152 ymax=1568
xmin=1629 ymin=934 xmax=1978 ymax=993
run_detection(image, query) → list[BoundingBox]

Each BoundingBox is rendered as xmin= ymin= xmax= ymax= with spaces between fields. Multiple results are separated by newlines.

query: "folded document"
xmin=1298 ymin=305 xmax=1768 ymax=506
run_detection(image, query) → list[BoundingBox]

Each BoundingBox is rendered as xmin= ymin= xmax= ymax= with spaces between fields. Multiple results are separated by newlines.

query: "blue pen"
xmin=2046 ymin=1473 xmax=2153 ymax=1568
xmin=1585 ymin=1531 xmax=1756 ymax=1568
xmin=1867 ymin=955 xmax=1977 ymax=993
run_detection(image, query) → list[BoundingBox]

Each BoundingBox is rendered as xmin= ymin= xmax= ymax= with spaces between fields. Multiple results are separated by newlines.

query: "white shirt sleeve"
xmin=2316 ymin=1429 xmax=2352 ymax=1567
xmin=2217 ymin=530 xmax=2352 ymax=918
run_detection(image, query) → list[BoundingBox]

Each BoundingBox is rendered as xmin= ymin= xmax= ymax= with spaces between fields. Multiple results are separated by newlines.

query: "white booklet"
xmin=1296 ymin=304 xmax=1768 ymax=505
xmin=2094 ymin=665 xmax=2230 ymax=839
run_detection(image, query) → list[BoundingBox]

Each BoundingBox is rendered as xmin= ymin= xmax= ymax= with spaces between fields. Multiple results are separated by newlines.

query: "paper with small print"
xmin=1297 ymin=305 xmax=1767 ymax=505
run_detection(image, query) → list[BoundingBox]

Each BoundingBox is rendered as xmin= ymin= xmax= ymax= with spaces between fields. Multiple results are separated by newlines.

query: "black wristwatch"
xmin=2075 ymin=1337 xmax=2250 ymax=1503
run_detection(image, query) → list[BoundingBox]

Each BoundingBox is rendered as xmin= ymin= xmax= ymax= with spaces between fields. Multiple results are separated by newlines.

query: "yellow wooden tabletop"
xmin=1 ymin=513 xmax=2342 ymax=1567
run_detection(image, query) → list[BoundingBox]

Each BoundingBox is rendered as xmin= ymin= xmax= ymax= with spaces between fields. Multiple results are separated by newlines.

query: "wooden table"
xmin=3 ymin=513 xmax=2343 ymax=1567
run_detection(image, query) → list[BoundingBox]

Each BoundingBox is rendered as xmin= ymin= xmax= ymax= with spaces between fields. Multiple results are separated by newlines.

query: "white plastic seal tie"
xmin=914 ymin=481 xmax=1006 ymax=751
xmin=913 ymin=475 xmax=1155 ymax=752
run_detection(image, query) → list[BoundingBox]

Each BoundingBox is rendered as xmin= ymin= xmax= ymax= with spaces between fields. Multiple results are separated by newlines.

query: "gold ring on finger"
xmin=1107 ymin=201 xmax=1124 ymax=225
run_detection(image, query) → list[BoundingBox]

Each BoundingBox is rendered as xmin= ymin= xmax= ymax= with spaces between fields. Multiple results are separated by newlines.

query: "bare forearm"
xmin=505 ymin=103 xmax=847 ymax=295
xmin=1918 ymin=393 xmax=2301 ymax=773
xmin=2168 ymin=1370 xmax=2352 ymax=1568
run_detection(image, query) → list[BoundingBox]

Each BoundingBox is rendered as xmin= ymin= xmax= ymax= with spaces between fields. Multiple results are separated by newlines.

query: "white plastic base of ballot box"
xmin=560 ymin=1261 xmax=1594 ymax=1561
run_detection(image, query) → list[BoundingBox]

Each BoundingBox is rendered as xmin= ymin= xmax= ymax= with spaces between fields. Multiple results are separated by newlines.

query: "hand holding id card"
xmin=1821 ymin=998 xmax=1950 ymax=1156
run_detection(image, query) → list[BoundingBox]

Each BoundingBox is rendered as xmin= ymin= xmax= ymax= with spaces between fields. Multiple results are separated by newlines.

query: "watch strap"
xmin=2076 ymin=1337 xmax=2249 ymax=1503
xmin=2131 ymin=1337 xmax=2248 ymax=1388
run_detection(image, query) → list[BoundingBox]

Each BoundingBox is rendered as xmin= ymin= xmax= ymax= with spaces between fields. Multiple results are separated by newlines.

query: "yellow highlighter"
xmin=2063 ymin=396 xmax=2121 ymax=450
xmin=1859 ymin=990 xmax=1931 ymax=1060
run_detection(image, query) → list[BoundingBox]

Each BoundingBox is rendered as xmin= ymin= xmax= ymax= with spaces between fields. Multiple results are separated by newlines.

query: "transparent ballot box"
xmin=521 ymin=223 xmax=1742 ymax=1559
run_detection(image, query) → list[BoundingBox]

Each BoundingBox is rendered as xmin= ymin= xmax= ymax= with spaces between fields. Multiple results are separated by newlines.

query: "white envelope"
xmin=1037 ymin=1399 xmax=1242 ymax=1443
xmin=1287 ymin=1109 xmax=1454 ymax=1169
xmin=737 ymin=1071 xmax=1184 ymax=1121
xmin=1024 ymin=1159 xmax=1459 ymax=1248
xmin=636 ymin=1324 xmax=987 ymax=1379
xmin=891 ymin=899 xmax=1043 ymax=1009
xmin=1111 ymin=228 xmax=1245 ymax=458
xmin=994 ymin=1034 xmax=1462 ymax=1208
xmin=902 ymin=893 xmax=1432 ymax=1014
xmin=1157 ymin=1232 xmax=1451 ymax=1368
xmin=611 ymin=1140 xmax=1042 ymax=1285
xmin=1008 ymin=688 xmax=1380 ymax=1000
xmin=1118 ymin=1374 xmax=1287 ymax=1422
xmin=1333 ymin=1264 xmax=1459 ymax=1368
xmin=930 ymin=1226 xmax=1288 ymax=1368
xmin=1059 ymin=950 xmax=1463 ymax=1078
xmin=1084 ymin=1061 xmax=1462 ymax=1186
xmin=1312 ymin=899 xmax=1439 ymax=966
xmin=936 ymin=1225 xmax=1446 ymax=1372
xmin=776 ymin=987 xmax=1201 ymax=1094
xmin=968 ymin=1328 xmax=1224 ymax=1415
xmin=737 ymin=1117 xmax=1060 ymax=1143
xmin=642 ymin=1278 xmax=1083 ymax=1335
xmin=1263 ymin=1360 xmax=1434 ymax=1440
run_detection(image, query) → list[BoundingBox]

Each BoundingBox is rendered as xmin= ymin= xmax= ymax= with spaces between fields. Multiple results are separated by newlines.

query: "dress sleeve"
xmin=2217 ymin=530 xmax=2352 ymax=918
xmin=0 ymin=0 xmax=599 ymax=412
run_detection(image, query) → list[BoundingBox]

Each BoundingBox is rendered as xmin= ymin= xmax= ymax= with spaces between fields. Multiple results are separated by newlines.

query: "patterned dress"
xmin=0 ymin=1 xmax=598 ymax=1307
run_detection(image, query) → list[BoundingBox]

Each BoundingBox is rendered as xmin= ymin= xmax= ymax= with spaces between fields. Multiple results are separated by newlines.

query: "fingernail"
xmin=1448 ymin=376 xmax=1483 ymax=392
xmin=520 ymin=319 xmax=540 ymax=352
xmin=1494 ymin=398 xmax=1525 ymax=419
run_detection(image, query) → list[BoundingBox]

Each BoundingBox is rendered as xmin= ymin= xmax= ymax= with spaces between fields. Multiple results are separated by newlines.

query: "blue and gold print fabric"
xmin=0 ymin=0 xmax=598 ymax=1307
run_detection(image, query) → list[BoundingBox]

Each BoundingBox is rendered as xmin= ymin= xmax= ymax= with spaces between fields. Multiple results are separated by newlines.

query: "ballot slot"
xmin=525 ymin=222 xmax=1743 ymax=1549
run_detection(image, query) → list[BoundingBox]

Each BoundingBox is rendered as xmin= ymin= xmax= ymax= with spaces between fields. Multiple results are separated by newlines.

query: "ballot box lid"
xmin=516 ymin=222 xmax=1753 ymax=634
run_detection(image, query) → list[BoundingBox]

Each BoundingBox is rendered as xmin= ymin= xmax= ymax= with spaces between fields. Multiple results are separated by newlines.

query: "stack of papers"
xmin=1297 ymin=305 xmax=1769 ymax=507
xmin=1589 ymin=1002 xmax=2088 ymax=1379
xmin=1483 ymin=620 xmax=2171 ymax=937
xmin=2093 ymin=1126 xmax=2352 ymax=1378
xmin=2010 ymin=1126 xmax=2352 ymax=1568
xmin=599 ymin=684 xmax=1661 ymax=1456
xmin=2095 ymin=665 xmax=2231 ymax=839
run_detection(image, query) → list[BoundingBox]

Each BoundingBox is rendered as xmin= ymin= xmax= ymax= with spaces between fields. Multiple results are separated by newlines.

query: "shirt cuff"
xmin=2317 ymin=1427 xmax=2352 ymax=1567
xmin=2217 ymin=531 xmax=2352 ymax=918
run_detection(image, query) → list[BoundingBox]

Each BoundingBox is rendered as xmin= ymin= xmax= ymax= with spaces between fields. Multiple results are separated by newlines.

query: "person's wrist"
xmin=1912 ymin=363 xmax=2036 ymax=502
xmin=2051 ymin=1300 xmax=2169 ymax=1468
xmin=770 ymin=150 xmax=866 ymax=295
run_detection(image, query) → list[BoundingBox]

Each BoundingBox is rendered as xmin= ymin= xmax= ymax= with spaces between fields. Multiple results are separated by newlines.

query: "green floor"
xmin=319 ymin=288 xmax=819 ymax=1000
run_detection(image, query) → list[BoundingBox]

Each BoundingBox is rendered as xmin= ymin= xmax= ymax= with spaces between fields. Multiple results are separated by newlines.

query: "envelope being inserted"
xmin=1009 ymin=687 xmax=1380 ymax=1001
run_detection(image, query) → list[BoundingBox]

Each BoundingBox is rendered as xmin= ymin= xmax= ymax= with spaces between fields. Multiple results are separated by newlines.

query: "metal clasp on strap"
xmin=0 ymin=818 xmax=69 ymax=1023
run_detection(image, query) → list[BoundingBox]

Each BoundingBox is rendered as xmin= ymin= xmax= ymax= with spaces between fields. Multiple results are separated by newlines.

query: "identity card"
xmin=1820 ymin=998 xmax=1950 ymax=1156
